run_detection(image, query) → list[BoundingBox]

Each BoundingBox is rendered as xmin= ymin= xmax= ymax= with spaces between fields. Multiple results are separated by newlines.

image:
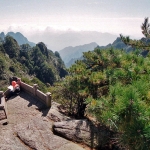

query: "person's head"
xmin=12 ymin=81 xmax=16 ymax=87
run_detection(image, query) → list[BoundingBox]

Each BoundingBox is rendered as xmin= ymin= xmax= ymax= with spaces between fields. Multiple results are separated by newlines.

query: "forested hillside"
xmin=0 ymin=35 xmax=67 ymax=91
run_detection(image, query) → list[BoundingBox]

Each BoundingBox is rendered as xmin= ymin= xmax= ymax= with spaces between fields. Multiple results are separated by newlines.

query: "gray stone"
xmin=0 ymin=92 xmax=86 ymax=150
xmin=54 ymin=119 xmax=112 ymax=148
xmin=15 ymin=116 xmax=85 ymax=150
xmin=0 ymin=129 xmax=29 ymax=150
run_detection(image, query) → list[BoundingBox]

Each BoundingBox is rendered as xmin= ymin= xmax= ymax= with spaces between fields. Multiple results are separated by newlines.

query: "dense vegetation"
xmin=0 ymin=36 xmax=67 ymax=91
xmin=57 ymin=48 xmax=150 ymax=149
xmin=51 ymin=18 xmax=150 ymax=149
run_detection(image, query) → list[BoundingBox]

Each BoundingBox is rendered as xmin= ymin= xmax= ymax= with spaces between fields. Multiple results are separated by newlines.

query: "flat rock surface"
xmin=0 ymin=91 xmax=85 ymax=150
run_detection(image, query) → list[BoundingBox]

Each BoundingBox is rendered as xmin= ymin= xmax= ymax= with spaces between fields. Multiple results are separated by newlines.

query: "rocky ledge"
xmin=0 ymin=92 xmax=85 ymax=150
xmin=0 ymin=92 xmax=114 ymax=150
xmin=15 ymin=115 xmax=84 ymax=150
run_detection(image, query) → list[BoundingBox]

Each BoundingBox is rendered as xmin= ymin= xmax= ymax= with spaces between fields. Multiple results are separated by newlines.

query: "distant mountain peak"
xmin=59 ymin=42 xmax=98 ymax=67
xmin=0 ymin=31 xmax=35 ymax=47
xmin=0 ymin=32 xmax=5 ymax=40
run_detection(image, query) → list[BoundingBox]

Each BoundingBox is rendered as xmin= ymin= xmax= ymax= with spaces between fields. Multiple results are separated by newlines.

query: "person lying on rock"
xmin=12 ymin=81 xmax=20 ymax=94
xmin=7 ymin=81 xmax=20 ymax=98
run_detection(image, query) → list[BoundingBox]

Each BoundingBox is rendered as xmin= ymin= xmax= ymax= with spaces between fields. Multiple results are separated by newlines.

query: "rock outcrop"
xmin=0 ymin=90 xmax=114 ymax=149
xmin=0 ymin=92 xmax=85 ymax=150
xmin=15 ymin=115 xmax=84 ymax=150
xmin=53 ymin=119 xmax=113 ymax=148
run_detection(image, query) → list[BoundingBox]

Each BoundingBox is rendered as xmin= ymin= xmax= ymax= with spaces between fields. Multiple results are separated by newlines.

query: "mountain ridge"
xmin=27 ymin=30 xmax=117 ymax=50
xmin=0 ymin=32 xmax=36 ymax=47
xmin=99 ymin=37 xmax=133 ymax=52
xmin=59 ymin=37 xmax=136 ymax=68
xmin=59 ymin=42 xmax=98 ymax=67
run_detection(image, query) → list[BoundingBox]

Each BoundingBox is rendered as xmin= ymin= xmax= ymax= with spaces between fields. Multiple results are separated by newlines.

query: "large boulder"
xmin=54 ymin=119 xmax=113 ymax=148
xmin=15 ymin=115 xmax=84 ymax=150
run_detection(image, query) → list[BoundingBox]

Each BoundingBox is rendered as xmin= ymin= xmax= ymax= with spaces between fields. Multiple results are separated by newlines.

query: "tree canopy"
xmin=0 ymin=36 xmax=67 ymax=87
xmin=58 ymin=18 xmax=150 ymax=149
xmin=59 ymin=47 xmax=150 ymax=149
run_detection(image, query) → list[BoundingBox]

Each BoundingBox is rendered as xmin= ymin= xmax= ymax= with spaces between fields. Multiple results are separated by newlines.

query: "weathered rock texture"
xmin=15 ymin=115 xmax=84 ymax=150
xmin=54 ymin=119 xmax=112 ymax=148
xmin=0 ymin=91 xmax=85 ymax=150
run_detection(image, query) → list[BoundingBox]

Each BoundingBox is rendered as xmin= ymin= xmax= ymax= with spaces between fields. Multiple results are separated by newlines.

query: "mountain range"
xmin=0 ymin=32 xmax=35 ymax=47
xmin=59 ymin=36 xmax=150 ymax=68
xmin=26 ymin=29 xmax=118 ymax=51
xmin=58 ymin=37 xmax=134 ymax=68
xmin=0 ymin=31 xmax=140 ymax=68
xmin=98 ymin=37 xmax=133 ymax=52
xmin=59 ymin=42 xmax=98 ymax=67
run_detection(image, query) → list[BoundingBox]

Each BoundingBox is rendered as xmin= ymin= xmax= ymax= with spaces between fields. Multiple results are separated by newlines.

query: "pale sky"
xmin=0 ymin=0 xmax=150 ymax=49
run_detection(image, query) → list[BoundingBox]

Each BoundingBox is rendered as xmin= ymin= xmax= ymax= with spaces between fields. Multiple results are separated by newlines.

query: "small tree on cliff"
xmin=120 ymin=17 xmax=150 ymax=51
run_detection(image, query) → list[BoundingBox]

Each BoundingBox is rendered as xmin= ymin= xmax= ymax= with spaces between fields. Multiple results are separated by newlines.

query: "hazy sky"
xmin=0 ymin=0 xmax=150 ymax=49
